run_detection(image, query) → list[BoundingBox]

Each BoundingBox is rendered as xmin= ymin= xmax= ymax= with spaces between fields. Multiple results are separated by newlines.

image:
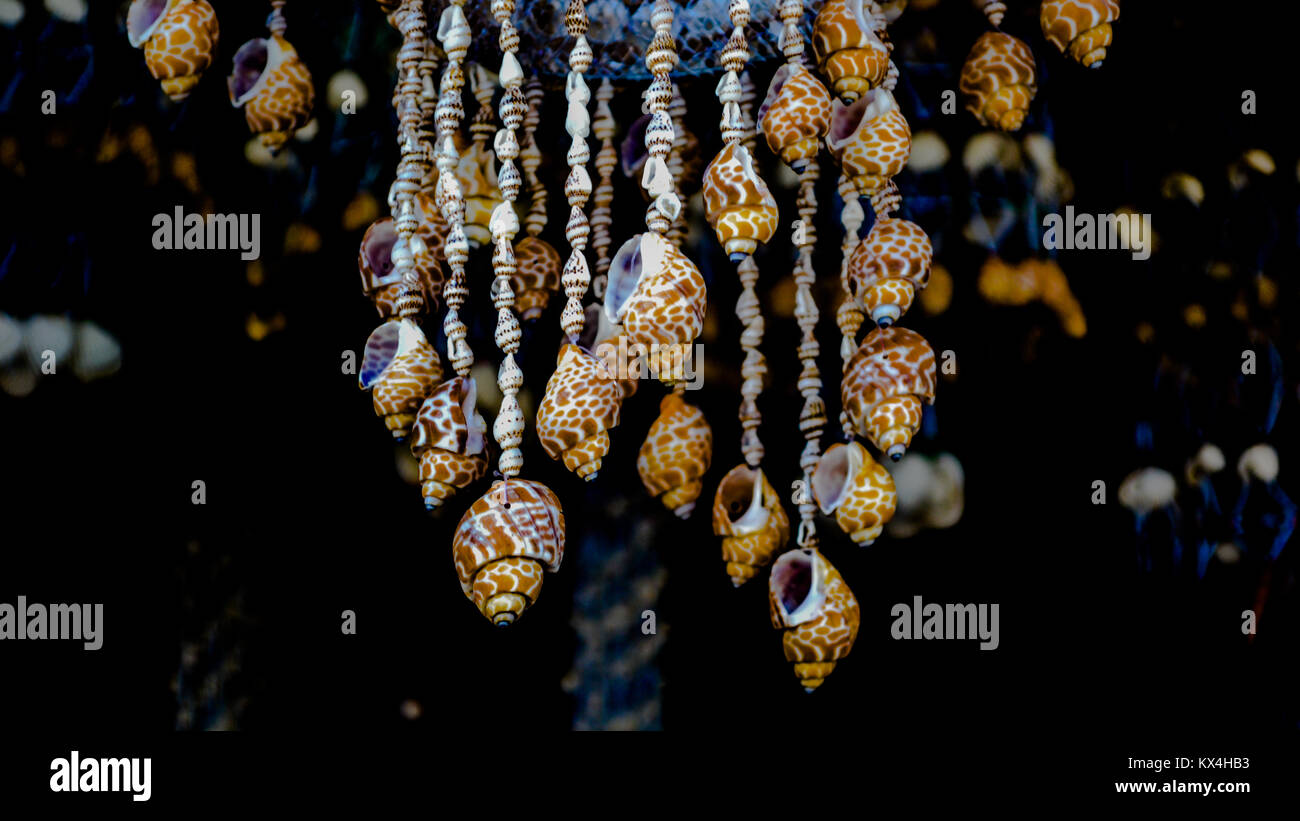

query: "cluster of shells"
xmin=342 ymin=0 xmax=1120 ymax=684
xmin=126 ymin=0 xmax=315 ymax=151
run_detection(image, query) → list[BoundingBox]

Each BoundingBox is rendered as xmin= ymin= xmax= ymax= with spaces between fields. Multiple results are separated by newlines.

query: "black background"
xmin=0 ymin=0 xmax=1296 ymax=804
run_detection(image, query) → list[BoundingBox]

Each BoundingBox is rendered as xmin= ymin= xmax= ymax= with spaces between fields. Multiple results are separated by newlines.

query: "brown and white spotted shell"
xmin=452 ymin=479 xmax=565 ymax=626
xmin=976 ymin=0 xmax=1008 ymax=28
xmin=358 ymin=192 xmax=448 ymax=320
xmin=359 ymin=319 xmax=443 ymax=439
xmin=456 ymin=139 xmax=501 ymax=247
xmin=638 ymin=393 xmax=713 ymax=519
xmin=842 ymin=326 xmax=936 ymax=460
xmin=757 ymin=62 xmax=833 ymax=174
xmin=536 ymin=344 xmax=624 ymax=481
xmin=769 ymin=548 xmax=860 ymax=692
xmin=512 ymin=236 xmax=563 ymax=321
xmin=228 ymin=33 xmax=315 ymax=153
xmin=959 ymin=32 xmax=1037 ymax=132
xmin=812 ymin=440 xmax=896 ymax=545
xmin=127 ymin=0 xmax=219 ymax=102
xmin=848 ymin=217 xmax=933 ymax=327
xmin=827 ymin=89 xmax=911 ymax=198
xmin=1041 ymin=0 xmax=1120 ymax=68
xmin=702 ymin=142 xmax=780 ymax=262
xmin=711 ymin=464 xmax=791 ymax=587
xmin=604 ymin=232 xmax=707 ymax=373
xmin=409 ymin=376 xmax=489 ymax=509
xmin=812 ymin=0 xmax=891 ymax=102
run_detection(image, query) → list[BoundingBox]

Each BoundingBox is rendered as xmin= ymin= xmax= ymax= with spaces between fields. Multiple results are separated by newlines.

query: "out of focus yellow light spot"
xmin=246 ymin=261 xmax=265 ymax=287
xmin=1184 ymin=304 xmax=1207 ymax=328
xmin=1136 ymin=322 xmax=1155 ymax=344
xmin=1256 ymin=275 xmax=1277 ymax=308
xmin=343 ymin=192 xmax=380 ymax=232
xmin=920 ymin=264 xmax=952 ymax=315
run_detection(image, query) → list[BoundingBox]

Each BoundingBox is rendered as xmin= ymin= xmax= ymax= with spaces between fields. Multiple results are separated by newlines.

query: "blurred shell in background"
xmin=884 ymin=452 xmax=963 ymax=538
xmin=0 ymin=314 xmax=124 ymax=397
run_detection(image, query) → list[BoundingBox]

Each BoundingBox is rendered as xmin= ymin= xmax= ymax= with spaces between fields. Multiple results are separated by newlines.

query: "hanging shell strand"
xmin=406 ymin=0 xmax=487 ymax=508
xmin=488 ymin=0 xmax=528 ymax=480
xmin=513 ymin=78 xmax=563 ymax=321
xmin=558 ymin=0 xmax=595 ymax=341
xmin=451 ymin=0 xmax=566 ymax=628
xmin=358 ymin=0 xmax=443 ymax=441
xmin=590 ymin=79 xmax=618 ymax=299
xmin=632 ymin=0 xmax=714 ymax=517
xmin=434 ymin=0 xmax=475 ymax=379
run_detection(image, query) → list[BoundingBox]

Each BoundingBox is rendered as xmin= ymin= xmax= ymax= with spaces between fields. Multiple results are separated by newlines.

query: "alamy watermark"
xmin=151 ymin=207 xmax=260 ymax=260
xmin=1042 ymin=206 xmax=1152 ymax=261
xmin=890 ymin=595 xmax=999 ymax=650
xmin=592 ymin=337 xmax=703 ymax=390
xmin=0 ymin=596 xmax=102 ymax=650
xmin=50 ymin=751 xmax=150 ymax=802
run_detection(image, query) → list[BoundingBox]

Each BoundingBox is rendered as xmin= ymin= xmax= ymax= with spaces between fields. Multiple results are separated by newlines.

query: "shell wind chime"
xmin=127 ymin=0 xmax=220 ymax=102
xmin=450 ymin=0 xmax=568 ymax=626
xmin=228 ymin=0 xmax=315 ymax=152
xmin=319 ymin=0 xmax=1136 ymax=697
xmin=1041 ymin=0 xmax=1120 ymax=68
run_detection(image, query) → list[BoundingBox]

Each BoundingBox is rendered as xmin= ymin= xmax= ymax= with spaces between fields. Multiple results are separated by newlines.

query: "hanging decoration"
xmin=704 ymin=0 xmax=786 ymax=586
xmin=959 ymin=31 xmax=1036 ymax=132
xmin=451 ymin=0 xmax=568 ymax=626
xmin=127 ymin=0 xmax=220 ymax=102
xmin=228 ymin=0 xmax=315 ymax=152
xmin=514 ymin=77 xmax=564 ymax=320
xmin=1041 ymin=0 xmax=1120 ymax=69
xmin=625 ymin=0 xmax=713 ymax=519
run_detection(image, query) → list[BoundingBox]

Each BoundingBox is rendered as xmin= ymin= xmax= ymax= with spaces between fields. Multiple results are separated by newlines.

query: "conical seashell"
xmin=512 ymin=236 xmax=562 ymax=320
xmin=1041 ymin=0 xmax=1119 ymax=68
xmin=848 ymin=217 xmax=932 ymax=327
xmin=842 ymin=326 xmax=936 ymax=460
xmin=127 ymin=0 xmax=219 ymax=102
xmin=757 ymin=62 xmax=833 ymax=173
xmin=702 ymin=142 xmax=779 ymax=262
xmin=604 ymin=233 xmax=707 ymax=371
xmin=456 ymin=138 xmax=502 ymax=247
xmin=711 ymin=464 xmax=790 ymax=587
xmin=812 ymin=0 xmax=891 ymax=102
xmin=358 ymin=195 xmax=448 ymax=320
xmin=812 ymin=441 xmax=896 ymax=544
xmin=228 ymin=33 xmax=315 ymax=152
xmin=537 ymin=344 xmax=624 ymax=481
xmin=409 ymin=376 xmax=489 ymax=509
xmin=453 ymin=479 xmax=565 ymax=626
xmin=769 ymin=548 xmax=860 ymax=692
xmin=959 ymin=32 xmax=1037 ymax=132
xmin=827 ymin=89 xmax=911 ymax=198
xmin=359 ymin=319 xmax=443 ymax=439
xmin=975 ymin=0 xmax=1007 ymax=28
xmin=638 ymin=393 xmax=713 ymax=518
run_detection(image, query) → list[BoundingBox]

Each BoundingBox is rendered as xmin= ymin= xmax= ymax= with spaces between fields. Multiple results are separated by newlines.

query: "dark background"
xmin=0 ymin=0 xmax=1295 ymax=793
